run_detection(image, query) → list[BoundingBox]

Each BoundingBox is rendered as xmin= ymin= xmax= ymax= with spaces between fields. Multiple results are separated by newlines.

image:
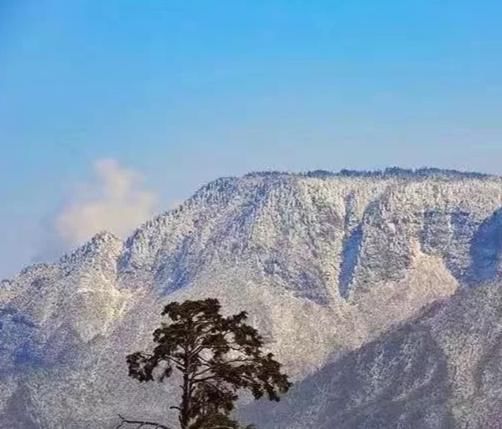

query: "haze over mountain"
xmin=0 ymin=168 xmax=501 ymax=428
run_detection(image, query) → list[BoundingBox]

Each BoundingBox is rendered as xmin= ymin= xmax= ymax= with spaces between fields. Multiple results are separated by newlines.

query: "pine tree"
xmin=120 ymin=298 xmax=291 ymax=429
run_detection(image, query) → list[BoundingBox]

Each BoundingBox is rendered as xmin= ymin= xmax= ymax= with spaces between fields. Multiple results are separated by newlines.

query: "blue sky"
xmin=1 ymin=0 xmax=502 ymax=277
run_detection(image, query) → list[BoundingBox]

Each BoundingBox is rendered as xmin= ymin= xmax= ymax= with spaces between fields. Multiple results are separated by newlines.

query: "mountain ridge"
xmin=0 ymin=168 xmax=501 ymax=427
xmin=5 ymin=167 xmax=499 ymax=284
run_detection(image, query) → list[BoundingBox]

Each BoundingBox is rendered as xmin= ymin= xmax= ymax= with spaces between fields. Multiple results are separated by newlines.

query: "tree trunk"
xmin=180 ymin=373 xmax=189 ymax=428
xmin=180 ymin=353 xmax=192 ymax=429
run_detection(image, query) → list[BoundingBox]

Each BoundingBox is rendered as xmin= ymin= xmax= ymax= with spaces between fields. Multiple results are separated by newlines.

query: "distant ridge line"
xmin=243 ymin=167 xmax=497 ymax=180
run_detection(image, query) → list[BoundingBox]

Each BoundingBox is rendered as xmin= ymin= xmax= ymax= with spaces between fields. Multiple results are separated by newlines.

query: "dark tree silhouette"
xmin=123 ymin=298 xmax=291 ymax=429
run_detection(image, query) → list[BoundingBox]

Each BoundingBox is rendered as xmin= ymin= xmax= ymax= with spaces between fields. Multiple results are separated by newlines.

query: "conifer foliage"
xmin=123 ymin=298 xmax=291 ymax=429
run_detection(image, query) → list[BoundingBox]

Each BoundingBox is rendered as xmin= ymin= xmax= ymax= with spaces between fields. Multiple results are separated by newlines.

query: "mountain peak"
xmin=59 ymin=231 xmax=123 ymax=267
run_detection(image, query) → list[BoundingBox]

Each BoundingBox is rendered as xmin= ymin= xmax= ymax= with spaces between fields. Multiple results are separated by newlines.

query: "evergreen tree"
xmin=120 ymin=298 xmax=291 ymax=429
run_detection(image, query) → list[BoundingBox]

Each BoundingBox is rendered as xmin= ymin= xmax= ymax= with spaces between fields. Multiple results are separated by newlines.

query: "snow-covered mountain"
xmin=0 ymin=169 xmax=501 ymax=428
xmin=245 ymin=279 xmax=502 ymax=428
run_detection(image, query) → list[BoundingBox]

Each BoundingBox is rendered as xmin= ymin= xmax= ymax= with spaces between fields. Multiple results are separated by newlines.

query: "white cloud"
xmin=55 ymin=159 xmax=157 ymax=247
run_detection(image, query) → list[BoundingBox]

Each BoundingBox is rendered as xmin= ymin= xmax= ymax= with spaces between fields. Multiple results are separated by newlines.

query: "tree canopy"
xmin=123 ymin=298 xmax=291 ymax=429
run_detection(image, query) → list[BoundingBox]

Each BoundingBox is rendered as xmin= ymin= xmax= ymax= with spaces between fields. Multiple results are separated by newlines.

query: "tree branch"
xmin=192 ymin=375 xmax=218 ymax=384
xmin=115 ymin=414 xmax=173 ymax=429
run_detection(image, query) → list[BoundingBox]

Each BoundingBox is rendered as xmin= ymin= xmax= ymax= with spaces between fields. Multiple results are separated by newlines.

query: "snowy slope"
xmin=0 ymin=169 xmax=501 ymax=428
xmin=245 ymin=280 xmax=502 ymax=429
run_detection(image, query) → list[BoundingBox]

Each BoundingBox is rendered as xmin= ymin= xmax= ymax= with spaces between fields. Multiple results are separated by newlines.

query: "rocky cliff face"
xmin=0 ymin=169 xmax=501 ymax=428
